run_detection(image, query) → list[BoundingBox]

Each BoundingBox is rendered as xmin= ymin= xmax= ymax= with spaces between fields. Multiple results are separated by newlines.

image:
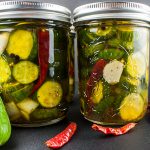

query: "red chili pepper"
xmin=92 ymin=123 xmax=137 ymax=136
xmin=31 ymin=29 xmax=49 ymax=94
xmin=45 ymin=122 xmax=77 ymax=149
xmin=86 ymin=59 xmax=107 ymax=111
xmin=69 ymin=64 xmax=74 ymax=78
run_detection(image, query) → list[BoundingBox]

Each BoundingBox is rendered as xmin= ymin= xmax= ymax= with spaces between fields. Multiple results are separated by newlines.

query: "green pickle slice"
xmin=37 ymin=81 xmax=63 ymax=108
xmin=126 ymin=52 xmax=146 ymax=78
xmin=2 ymin=82 xmax=33 ymax=102
xmin=13 ymin=61 xmax=39 ymax=84
xmin=31 ymin=108 xmax=60 ymax=120
xmin=119 ymin=93 xmax=144 ymax=121
xmin=0 ymin=56 xmax=11 ymax=83
xmin=6 ymin=30 xmax=34 ymax=59
xmin=91 ymin=80 xmax=103 ymax=104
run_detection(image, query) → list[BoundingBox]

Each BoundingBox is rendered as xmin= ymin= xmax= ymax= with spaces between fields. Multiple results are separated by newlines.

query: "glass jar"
xmin=74 ymin=2 xmax=150 ymax=125
xmin=67 ymin=27 xmax=75 ymax=103
xmin=0 ymin=1 xmax=71 ymax=127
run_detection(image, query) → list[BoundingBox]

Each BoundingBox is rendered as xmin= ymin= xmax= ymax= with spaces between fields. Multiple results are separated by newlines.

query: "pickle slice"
xmin=17 ymin=98 xmax=39 ymax=114
xmin=5 ymin=101 xmax=21 ymax=121
xmin=117 ymin=26 xmax=134 ymax=42
xmin=37 ymin=81 xmax=63 ymax=108
xmin=126 ymin=52 xmax=146 ymax=78
xmin=119 ymin=93 xmax=144 ymax=121
xmin=0 ymin=56 xmax=11 ymax=83
xmin=91 ymin=80 xmax=103 ymax=104
xmin=12 ymin=61 xmax=39 ymax=84
xmin=6 ymin=30 xmax=33 ymax=59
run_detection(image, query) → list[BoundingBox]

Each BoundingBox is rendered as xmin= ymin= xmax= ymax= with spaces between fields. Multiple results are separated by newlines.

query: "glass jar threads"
xmin=0 ymin=1 xmax=71 ymax=127
xmin=74 ymin=2 xmax=150 ymax=125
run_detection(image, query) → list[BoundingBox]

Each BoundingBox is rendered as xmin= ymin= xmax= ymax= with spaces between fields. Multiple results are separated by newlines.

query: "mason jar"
xmin=74 ymin=2 xmax=150 ymax=125
xmin=0 ymin=1 xmax=71 ymax=127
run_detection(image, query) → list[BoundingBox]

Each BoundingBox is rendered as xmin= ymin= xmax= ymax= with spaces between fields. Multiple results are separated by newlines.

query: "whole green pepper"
xmin=0 ymin=97 xmax=11 ymax=146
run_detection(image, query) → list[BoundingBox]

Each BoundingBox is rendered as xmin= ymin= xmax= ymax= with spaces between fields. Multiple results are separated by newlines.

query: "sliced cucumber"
xmin=0 ymin=56 xmax=11 ymax=83
xmin=5 ymin=101 xmax=21 ymax=121
xmin=91 ymin=80 xmax=103 ymax=104
xmin=117 ymin=26 xmax=134 ymax=42
xmin=13 ymin=61 xmax=39 ymax=84
xmin=17 ymin=98 xmax=39 ymax=114
xmin=126 ymin=52 xmax=146 ymax=78
xmin=82 ymin=42 xmax=105 ymax=58
xmin=37 ymin=81 xmax=62 ymax=108
xmin=119 ymin=93 xmax=144 ymax=121
xmin=6 ymin=30 xmax=34 ymax=59
xmin=31 ymin=108 xmax=59 ymax=120
xmin=94 ymin=96 xmax=114 ymax=114
xmin=119 ymin=76 xmax=140 ymax=92
xmin=0 ymin=32 xmax=10 ymax=55
xmin=28 ymin=31 xmax=38 ymax=61
xmin=103 ymin=60 xmax=124 ymax=85
xmin=96 ymin=26 xmax=113 ymax=36
xmin=20 ymin=110 xmax=30 ymax=121
xmin=2 ymin=83 xmax=33 ymax=102
xmin=10 ymin=84 xmax=33 ymax=102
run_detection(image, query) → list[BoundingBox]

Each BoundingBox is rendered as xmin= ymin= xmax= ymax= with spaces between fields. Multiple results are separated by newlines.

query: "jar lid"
xmin=73 ymin=2 xmax=150 ymax=23
xmin=0 ymin=1 xmax=71 ymax=23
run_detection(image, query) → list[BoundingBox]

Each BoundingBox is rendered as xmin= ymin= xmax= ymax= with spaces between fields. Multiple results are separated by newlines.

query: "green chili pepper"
xmin=0 ymin=97 xmax=11 ymax=146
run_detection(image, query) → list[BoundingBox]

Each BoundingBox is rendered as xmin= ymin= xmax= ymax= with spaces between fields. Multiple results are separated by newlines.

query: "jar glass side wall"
xmin=76 ymin=20 xmax=149 ymax=125
xmin=0 ymin=19 xmax=70 ymax=127
xmin=67 ymin=32 xmax=75 ymax=103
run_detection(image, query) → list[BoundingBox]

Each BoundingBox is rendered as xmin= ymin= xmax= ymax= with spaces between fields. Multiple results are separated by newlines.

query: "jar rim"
xmin=73 ymin=2 xmax=150 ymax=23
xmin=0 ymin=1 xmax=71 ymax=23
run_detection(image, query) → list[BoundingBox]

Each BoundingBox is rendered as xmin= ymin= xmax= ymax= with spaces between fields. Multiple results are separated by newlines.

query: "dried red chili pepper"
xmin=45 ymin=122 xmax=77 ymax=149
xmin=86 ymin=59 xmax=107 ymax=111
xmin=92 ymin=123 xmax=137 ymax=136
xmin=31 ymin=29 xmax=49 ymax=94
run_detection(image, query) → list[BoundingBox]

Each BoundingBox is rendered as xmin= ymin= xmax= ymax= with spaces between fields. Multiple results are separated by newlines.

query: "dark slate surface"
xmin=1 ymin=0 xmax=150 ymax=150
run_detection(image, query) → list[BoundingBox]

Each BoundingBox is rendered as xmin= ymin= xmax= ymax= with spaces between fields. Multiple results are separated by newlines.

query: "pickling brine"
xmin=74 ymin=2 xmax=150 ymax=125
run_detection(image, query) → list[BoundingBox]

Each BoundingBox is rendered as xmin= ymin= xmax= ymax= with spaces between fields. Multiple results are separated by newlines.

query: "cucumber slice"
xmin=103 ymin=60 xmax=124 ymax=85
xmin=17 ymin=98 xmax=39 ymax=114
xmin=82 ymin=42 xmax=105 ymax=58
xmin=126 ymin=52 xmax=146 ymax=78
xmin=10 ymin=84 xmax=33 ymax=102
xmin=0 ymin=32 xmax=10 ymax=55
xmin=5 ymin=101 xmax=21 ymax=121
xmin=0 ymin=56 xmax=11 ymax=83
xmin=31 ymin=108 xmax=60 ymax=120
xmin=37 ymin=81 xmax=62 ymax=108
xmin=119 ymin=93 xmax=144 ymax=121
xmin=91 ymin=80 xmax=103 ymax=104
xmin=28 ymin=31 xmax=38 ymax=61
xmin=119 ymin=76 xmax=140 ymax=92
xmin=94 ymin=96 xmax=114 ymax=114
xmin=13 ymin=61 xmax=39 ymax=84
xmin=6 ymin=30 xmax=34 ymax=59
xmin=2 ymin=83 xmax=33 ymax=102
xmin=96 ymin=26 xmax=113 ymax=36
xmin=20 ymin=110 xmax=30 ymax=121
xmin=117 ymin=26 xmax=134 ymax=42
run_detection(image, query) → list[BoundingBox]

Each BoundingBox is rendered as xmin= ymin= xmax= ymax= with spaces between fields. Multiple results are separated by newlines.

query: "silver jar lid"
xmin=0 ymin=1 xmax=71 ymax=23
xmin=73 ymin=2 xmax=150 ymax=23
